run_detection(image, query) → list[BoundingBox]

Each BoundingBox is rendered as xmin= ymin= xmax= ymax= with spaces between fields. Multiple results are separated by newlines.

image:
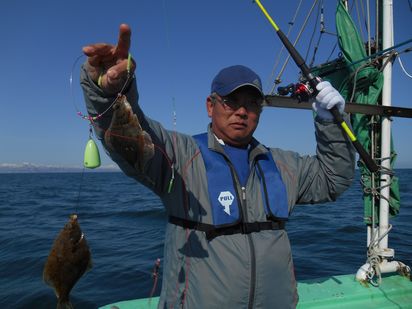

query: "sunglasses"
xmin=213 ymin=94 xmax=263 ymax=113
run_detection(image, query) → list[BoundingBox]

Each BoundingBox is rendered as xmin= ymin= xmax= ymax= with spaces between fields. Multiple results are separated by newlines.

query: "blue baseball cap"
xmin=211 ymin=65 xmax=263 ymax=97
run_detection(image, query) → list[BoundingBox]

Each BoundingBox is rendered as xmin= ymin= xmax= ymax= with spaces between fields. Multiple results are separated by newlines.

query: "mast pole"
xmin=357 ymin=0 xmax=410 ymax=283
xmin=378 ymin=0 xmax=394 ymax=253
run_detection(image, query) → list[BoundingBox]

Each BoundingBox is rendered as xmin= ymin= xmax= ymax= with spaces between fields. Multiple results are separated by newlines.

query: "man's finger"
xmin=115 ymin=24 xmax=131 ymax=58
xmin=83 ymin=44 xmax=113 ymax=57
xmin=87 ymin=55 xmax=102 ymax=67
xmin=87 ymin=53 xmax=117 ymax=68
xmin=107 ymin=58 xmax=134 ymax=80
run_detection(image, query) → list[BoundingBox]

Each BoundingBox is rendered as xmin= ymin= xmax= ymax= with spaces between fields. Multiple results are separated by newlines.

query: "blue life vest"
xmin=193 ymin=133 xmax=288 ymax=227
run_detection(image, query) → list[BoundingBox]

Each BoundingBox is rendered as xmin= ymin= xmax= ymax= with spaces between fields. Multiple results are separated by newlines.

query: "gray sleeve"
xmin=273 ymin=114 xmax=356 ymax=209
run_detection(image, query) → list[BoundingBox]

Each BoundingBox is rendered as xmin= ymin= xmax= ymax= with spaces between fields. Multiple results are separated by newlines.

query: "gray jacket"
xmin=81 ymin=66 xmax=355 ymax=309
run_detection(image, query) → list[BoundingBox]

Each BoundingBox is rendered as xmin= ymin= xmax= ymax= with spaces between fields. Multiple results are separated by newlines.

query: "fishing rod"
xmin=254 ymin=0 xmax=379 ymax=173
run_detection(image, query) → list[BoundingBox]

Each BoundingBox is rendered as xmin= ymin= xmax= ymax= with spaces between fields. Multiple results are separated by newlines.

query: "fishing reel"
xmin=277 ymin=77 xmax=322 ymax=102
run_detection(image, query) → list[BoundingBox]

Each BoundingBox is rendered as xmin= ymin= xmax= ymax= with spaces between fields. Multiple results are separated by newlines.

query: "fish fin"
xmin=43 ymin=270 xmax=52 ymax=287
xmin=57 ymin=300 xmax=74 ymax=309
xmin=87 ymin=256 xmax=93 ymax=272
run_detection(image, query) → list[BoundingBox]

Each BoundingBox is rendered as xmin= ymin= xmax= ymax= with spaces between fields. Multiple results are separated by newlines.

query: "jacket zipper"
xmin=225 ymin=157 xmax=257 ymax=309
xmin=242 ymin=186 xmax=256 ymax=309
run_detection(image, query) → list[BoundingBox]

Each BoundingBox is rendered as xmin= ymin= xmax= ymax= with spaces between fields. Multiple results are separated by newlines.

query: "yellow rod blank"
xmin=341 ymin=122 xmax=357 ymax=142
xmin=254 ymin=0 xmax=280 ymax=32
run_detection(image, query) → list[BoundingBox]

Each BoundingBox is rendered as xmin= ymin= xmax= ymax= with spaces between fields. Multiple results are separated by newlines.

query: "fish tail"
xmin=57 ymin=300 xmax=74 ymax=309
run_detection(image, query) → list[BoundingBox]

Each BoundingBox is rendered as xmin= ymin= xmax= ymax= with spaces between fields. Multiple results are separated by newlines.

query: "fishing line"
xmin=68 ymin=39 xmax=186 ymax=304
xmin=160 ymin=2 xmax=194 ymax=305
xmin=70 ymin=53 xmax=135 ymax=163
xmin=70 ymin=54 xmax=134 ymax=122
xmin=69 ymin=52 xmax=177 ymax=182
xmin=161 ymin=0 xmax=178 ymax=195
xmin=74 ymin=166 xmax=86 ymax=215
xmin=70 ymin=54 xmax=131 ymax=169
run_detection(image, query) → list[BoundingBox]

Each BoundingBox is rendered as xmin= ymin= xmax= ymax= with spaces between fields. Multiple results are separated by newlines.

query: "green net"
xmin=312 ymin=0 xmax=400 ymax=224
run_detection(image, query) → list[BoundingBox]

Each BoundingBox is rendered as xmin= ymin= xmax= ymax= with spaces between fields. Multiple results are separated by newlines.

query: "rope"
xmin=366 ymin=251 xmax=382 ymax=286
xmin=347 ymin=59 xmax=372 ymax=103
xmin=363 ymin=219 xmax=394 ymax=287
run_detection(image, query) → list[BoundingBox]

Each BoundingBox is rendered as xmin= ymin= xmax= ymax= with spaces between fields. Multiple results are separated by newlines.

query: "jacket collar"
xmin=206 ymin=124 xmax=269 ymax=162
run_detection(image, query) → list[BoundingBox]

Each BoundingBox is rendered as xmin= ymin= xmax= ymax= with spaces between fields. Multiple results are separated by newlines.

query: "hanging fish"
xmin=43 ymin=214 xmax=92 ymax=309
xmin=104 ymin=95 xmax=155 ymax=172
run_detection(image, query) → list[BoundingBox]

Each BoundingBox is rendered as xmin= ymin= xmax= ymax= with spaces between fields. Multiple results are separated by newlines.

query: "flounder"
xmin=104 ymin=95 xmax=155 ymax=172
xmin=43 ymin=214 xmax=92 ymax=309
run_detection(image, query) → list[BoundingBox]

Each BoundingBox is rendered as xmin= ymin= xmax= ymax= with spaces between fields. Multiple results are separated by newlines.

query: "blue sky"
xmin=1 ymin=0 xmax=411 ymax=168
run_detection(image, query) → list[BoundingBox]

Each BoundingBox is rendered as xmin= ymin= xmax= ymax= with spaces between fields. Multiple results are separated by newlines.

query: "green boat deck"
xmin=99 ymin=273 xmax=412 ymax=308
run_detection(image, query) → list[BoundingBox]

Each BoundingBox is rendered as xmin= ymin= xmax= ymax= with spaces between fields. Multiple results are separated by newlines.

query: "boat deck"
xmin=99 ymin=273 xmax=412 ymax=308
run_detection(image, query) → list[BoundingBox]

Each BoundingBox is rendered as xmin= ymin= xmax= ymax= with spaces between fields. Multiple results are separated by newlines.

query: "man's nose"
xmin=235 ymin=106 xmax=248 ymax=117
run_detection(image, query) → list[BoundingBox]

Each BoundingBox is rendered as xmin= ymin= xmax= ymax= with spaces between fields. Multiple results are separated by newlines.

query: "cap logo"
xmin=252 ymin=78 xmax=262 ymax=88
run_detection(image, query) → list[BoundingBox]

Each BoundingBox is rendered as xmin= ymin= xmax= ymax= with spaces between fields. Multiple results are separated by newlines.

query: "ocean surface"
xmin=1 ymin=170 xmax=411 ymax=308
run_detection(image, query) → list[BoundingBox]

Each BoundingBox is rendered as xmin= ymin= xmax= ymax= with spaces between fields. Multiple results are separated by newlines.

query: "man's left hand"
xmin=312 ymin=81 xmax=345 ymax=121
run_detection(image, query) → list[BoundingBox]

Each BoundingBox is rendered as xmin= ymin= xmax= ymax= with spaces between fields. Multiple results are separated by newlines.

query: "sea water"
xmin=1 ymin=170 xmax=411 ymax=308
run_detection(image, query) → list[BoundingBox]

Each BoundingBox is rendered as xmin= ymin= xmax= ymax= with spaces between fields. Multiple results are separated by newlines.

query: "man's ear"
xmin=206 ymin=96 xmax=214 ymax=118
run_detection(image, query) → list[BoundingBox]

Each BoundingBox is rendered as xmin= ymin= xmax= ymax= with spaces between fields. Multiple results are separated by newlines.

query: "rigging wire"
xmin=355 ymin=0 xmax=365 ymax=41
xmin=325 ymin=42 xmax=339 ymax=63
xmin=307 ymin=1 xmax=333 ymax=68
xmin=266 ymin=0 xmax=303 ymax=89
xmin=366 ymin=0 xmax=372 ymax=56
xmin=304 ymin=0 xmax=322 ymax=64
xmin=321 ymin=0 xmax=353 ymax=63
xmin=398 ymin=55 xmax=412 ymax=78
xmin=375 ymin=0 xmax=380 ymax=54
xmin=361 ymin=0 xmax=369 ymax=38
xmin=270 ymin=0 xmax=319 ymax=94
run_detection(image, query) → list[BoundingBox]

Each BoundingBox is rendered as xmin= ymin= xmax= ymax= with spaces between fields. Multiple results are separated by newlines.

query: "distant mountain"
xmin=0 ymin=162 xmax=120 ymax=173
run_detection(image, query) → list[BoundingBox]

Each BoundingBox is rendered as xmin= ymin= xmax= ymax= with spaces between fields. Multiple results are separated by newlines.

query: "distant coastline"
xmin=0 ymin=162 xmax=121 ymax=173
xmin=1 ymin=162 xmax=410 ymax=174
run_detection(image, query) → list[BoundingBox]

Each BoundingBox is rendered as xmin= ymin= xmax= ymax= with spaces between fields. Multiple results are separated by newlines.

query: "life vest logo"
xmin=218 ymin=191 xmax=234 ymax=215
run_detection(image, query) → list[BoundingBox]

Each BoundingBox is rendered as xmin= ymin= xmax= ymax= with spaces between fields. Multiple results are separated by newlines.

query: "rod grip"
xmin=330 ymin=106 xmax=379 ymax=173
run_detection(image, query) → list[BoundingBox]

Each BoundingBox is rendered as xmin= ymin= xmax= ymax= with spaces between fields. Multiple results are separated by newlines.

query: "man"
xmin=81 ymin=24 xmax=355 ymax=308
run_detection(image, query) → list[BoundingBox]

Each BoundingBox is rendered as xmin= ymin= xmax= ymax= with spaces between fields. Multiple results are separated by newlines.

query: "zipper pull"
xmin=241 ymin=187 xmax=246 ymax=201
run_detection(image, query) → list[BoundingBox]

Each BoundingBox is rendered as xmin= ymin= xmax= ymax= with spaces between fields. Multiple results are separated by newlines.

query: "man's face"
xmin=207 ymin=86 xmax=262 ymax=147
